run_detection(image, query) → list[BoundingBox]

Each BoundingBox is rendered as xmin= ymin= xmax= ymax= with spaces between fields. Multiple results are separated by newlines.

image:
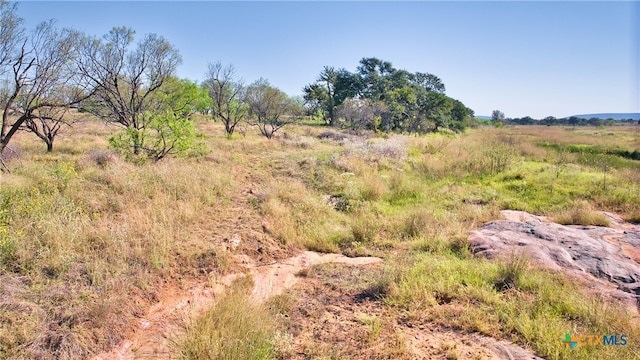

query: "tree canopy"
xmin=77 ymin=26 xmax=182 ymax=157
xmin=304 ymin=57 xmax=473 ymax=134
xmin=204 ymin=62 xmax=248 ymax=137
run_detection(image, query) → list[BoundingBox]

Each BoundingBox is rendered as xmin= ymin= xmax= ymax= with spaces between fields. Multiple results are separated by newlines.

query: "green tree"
xmin=303 ymin=66 xmax=360 ymax=126
xmin=305 ymin=57 xmax=473 ymax=135
xmin=109 ymin=110 xmax=202 ymax=162
xmin=109 ymin=77 xmax=206 ymax=162
xmin=387 ymin=86 xmax=420 ymax=132
xmin=409 ymin=72 xmax=446 ymax=93
xmin=357 ymin=57 xmax=396 ymax=101
xmin=152 ymin=77 xmax=211 ymax=117
xmin=246 ymin=78 xmax=301 ymax=139
xmin=492 ymin=110 xmax=505 ymax=122
xmin=448 ymin=99 xmax=474 ymax=132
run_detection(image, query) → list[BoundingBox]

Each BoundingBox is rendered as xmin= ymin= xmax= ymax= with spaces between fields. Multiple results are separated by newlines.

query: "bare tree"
xmin=0 ymin=14 xmax=87 ymax=160
xmin=246 ymin=78 xmax=301 ymax=139
xmin=20 ymin=99 xmax=79 ymax=152
xmin=203 ymin=61 xmax=247 ymax=137
xmin=77 ymin=27 xmax=181 ymax=155
xmin=0 ymin=0 xmax=22 ymax=70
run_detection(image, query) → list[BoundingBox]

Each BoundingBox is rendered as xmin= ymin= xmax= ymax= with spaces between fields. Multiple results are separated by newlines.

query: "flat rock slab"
xmin=469 ymin=211 xmax=640 ymax=309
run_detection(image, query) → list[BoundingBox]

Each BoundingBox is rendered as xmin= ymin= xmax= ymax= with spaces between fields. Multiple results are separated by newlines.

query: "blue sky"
xmin=16 ymin=1 xmax=640 ymax=119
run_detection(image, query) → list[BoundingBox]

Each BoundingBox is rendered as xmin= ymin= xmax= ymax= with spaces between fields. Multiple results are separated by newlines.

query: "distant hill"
xmin=567 ymin=113 xmax=640 ymax=121
xmin=476 ymin=113 xmax=640 ymax=121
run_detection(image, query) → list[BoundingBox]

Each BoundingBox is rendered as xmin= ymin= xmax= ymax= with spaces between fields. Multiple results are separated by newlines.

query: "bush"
xmin=110 ymin=111 xmax=204 ymax=162
xmin=0 ymin=209 xmax=16 ymax=270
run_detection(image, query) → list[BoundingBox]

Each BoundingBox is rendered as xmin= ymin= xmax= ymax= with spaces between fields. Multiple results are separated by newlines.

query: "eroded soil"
xmin=94 ymin=249 xmax=542 ymax=359
xmin=278 ymin=262 xmax=542 ymax=359
xmin=94 ymin=251 xmax=382 ymax=359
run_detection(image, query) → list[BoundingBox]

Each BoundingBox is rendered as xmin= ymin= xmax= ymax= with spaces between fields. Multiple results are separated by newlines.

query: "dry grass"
xmin=0 ymin=117 xmax=291 ymax=358
xmin=177 ymin=276 xmax=277 ymax=360
xmin=623 ymin=210 xmax=640 ymax=224
xmin=551 ymin=200 xmax=611 ymax=227
xmin=1 ymin=117 xmax=639 ymax=359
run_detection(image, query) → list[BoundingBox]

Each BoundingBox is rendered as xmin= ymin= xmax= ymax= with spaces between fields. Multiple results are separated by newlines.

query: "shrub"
xmin=110 ymin=111 xmax=204 ymax=162
xmin=0 ymin=209 xmax=16 ymax=270
xmin=85 ymin=150 xmax=119 ymax=168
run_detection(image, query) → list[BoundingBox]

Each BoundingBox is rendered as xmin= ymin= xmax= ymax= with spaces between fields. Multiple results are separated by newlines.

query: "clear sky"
xmin=15 ymin=1 xmax=640 ymax=119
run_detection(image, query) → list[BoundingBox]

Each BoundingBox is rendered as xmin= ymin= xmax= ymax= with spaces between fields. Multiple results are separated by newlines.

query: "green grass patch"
xmin=539 ymin=142 xmax=640 ymax=170
xmin=386 ymin=252 xmax=640 ymax=359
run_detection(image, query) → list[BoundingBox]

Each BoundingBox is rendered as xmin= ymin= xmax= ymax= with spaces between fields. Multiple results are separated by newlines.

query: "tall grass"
xmin=178 ymin=277 xmax=277 ymax=360
xmin=2 ymin=118 xmax=639 ymax=359
xmin=551 ymin=200 xmax=611 ymax=227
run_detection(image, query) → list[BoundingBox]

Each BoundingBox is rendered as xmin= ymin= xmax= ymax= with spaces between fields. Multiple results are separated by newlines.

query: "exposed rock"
xmin=224 ymin=233 xmax=241 ymax=251
xmin=469 ymin=210 xmax=640 ymax=310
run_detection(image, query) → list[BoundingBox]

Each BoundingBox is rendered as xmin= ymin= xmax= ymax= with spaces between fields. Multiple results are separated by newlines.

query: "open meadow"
xmin=1 ymin=118 xmax=639 ymax=359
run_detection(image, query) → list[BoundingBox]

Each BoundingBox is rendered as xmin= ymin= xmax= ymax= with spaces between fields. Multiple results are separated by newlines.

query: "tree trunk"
xmin=328 ymin=107 xmax=335 ymax=127
xmin=132 ymin=130 xmax=142 ymax=155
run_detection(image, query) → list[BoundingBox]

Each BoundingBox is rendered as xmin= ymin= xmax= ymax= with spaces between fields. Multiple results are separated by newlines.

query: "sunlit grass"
xmin=178 ymin=277 xmax=277 ymax=360
xmin=386 ymin=252 xmax=640 ymax=360
xmin=1 ymin=119 xmax=639 ymax=358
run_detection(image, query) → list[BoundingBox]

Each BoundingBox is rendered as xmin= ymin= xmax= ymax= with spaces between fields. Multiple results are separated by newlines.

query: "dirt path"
xmin=93 ymin=251 xmax=382 ymax=360
xmin=249 ymin=251 xmax=382 ymax=304
xmin=93 ymin=249 xmax=544 ymax=360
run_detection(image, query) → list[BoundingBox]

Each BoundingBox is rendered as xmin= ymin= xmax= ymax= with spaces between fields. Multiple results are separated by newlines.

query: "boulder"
xmin=469 ymin=211 xmax=640 ymax=310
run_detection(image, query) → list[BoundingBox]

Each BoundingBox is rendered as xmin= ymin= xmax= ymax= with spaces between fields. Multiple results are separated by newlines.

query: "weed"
xmin=623 ymin=210 xmax=640 ymax=224
xmin=493 ymin=253 xmax=529 ymax=291
xmin=357 ymin=313 xmax=383 ymax=343
xmin=439 ymin=341 xmax=458 ymax=360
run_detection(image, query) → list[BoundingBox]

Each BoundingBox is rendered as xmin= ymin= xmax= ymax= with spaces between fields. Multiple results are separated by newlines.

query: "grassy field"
xmin=1 ymin=117 xmax=639 ymax=359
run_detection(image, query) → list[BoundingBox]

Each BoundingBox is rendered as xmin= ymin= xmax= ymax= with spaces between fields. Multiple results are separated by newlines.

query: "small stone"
xmin=229 ymin=234 xmax=241 ymax=251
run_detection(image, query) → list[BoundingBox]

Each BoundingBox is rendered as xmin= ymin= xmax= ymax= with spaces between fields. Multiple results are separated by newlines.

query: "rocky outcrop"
xmin=469 ymin=211 xmax=640 ymax=310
